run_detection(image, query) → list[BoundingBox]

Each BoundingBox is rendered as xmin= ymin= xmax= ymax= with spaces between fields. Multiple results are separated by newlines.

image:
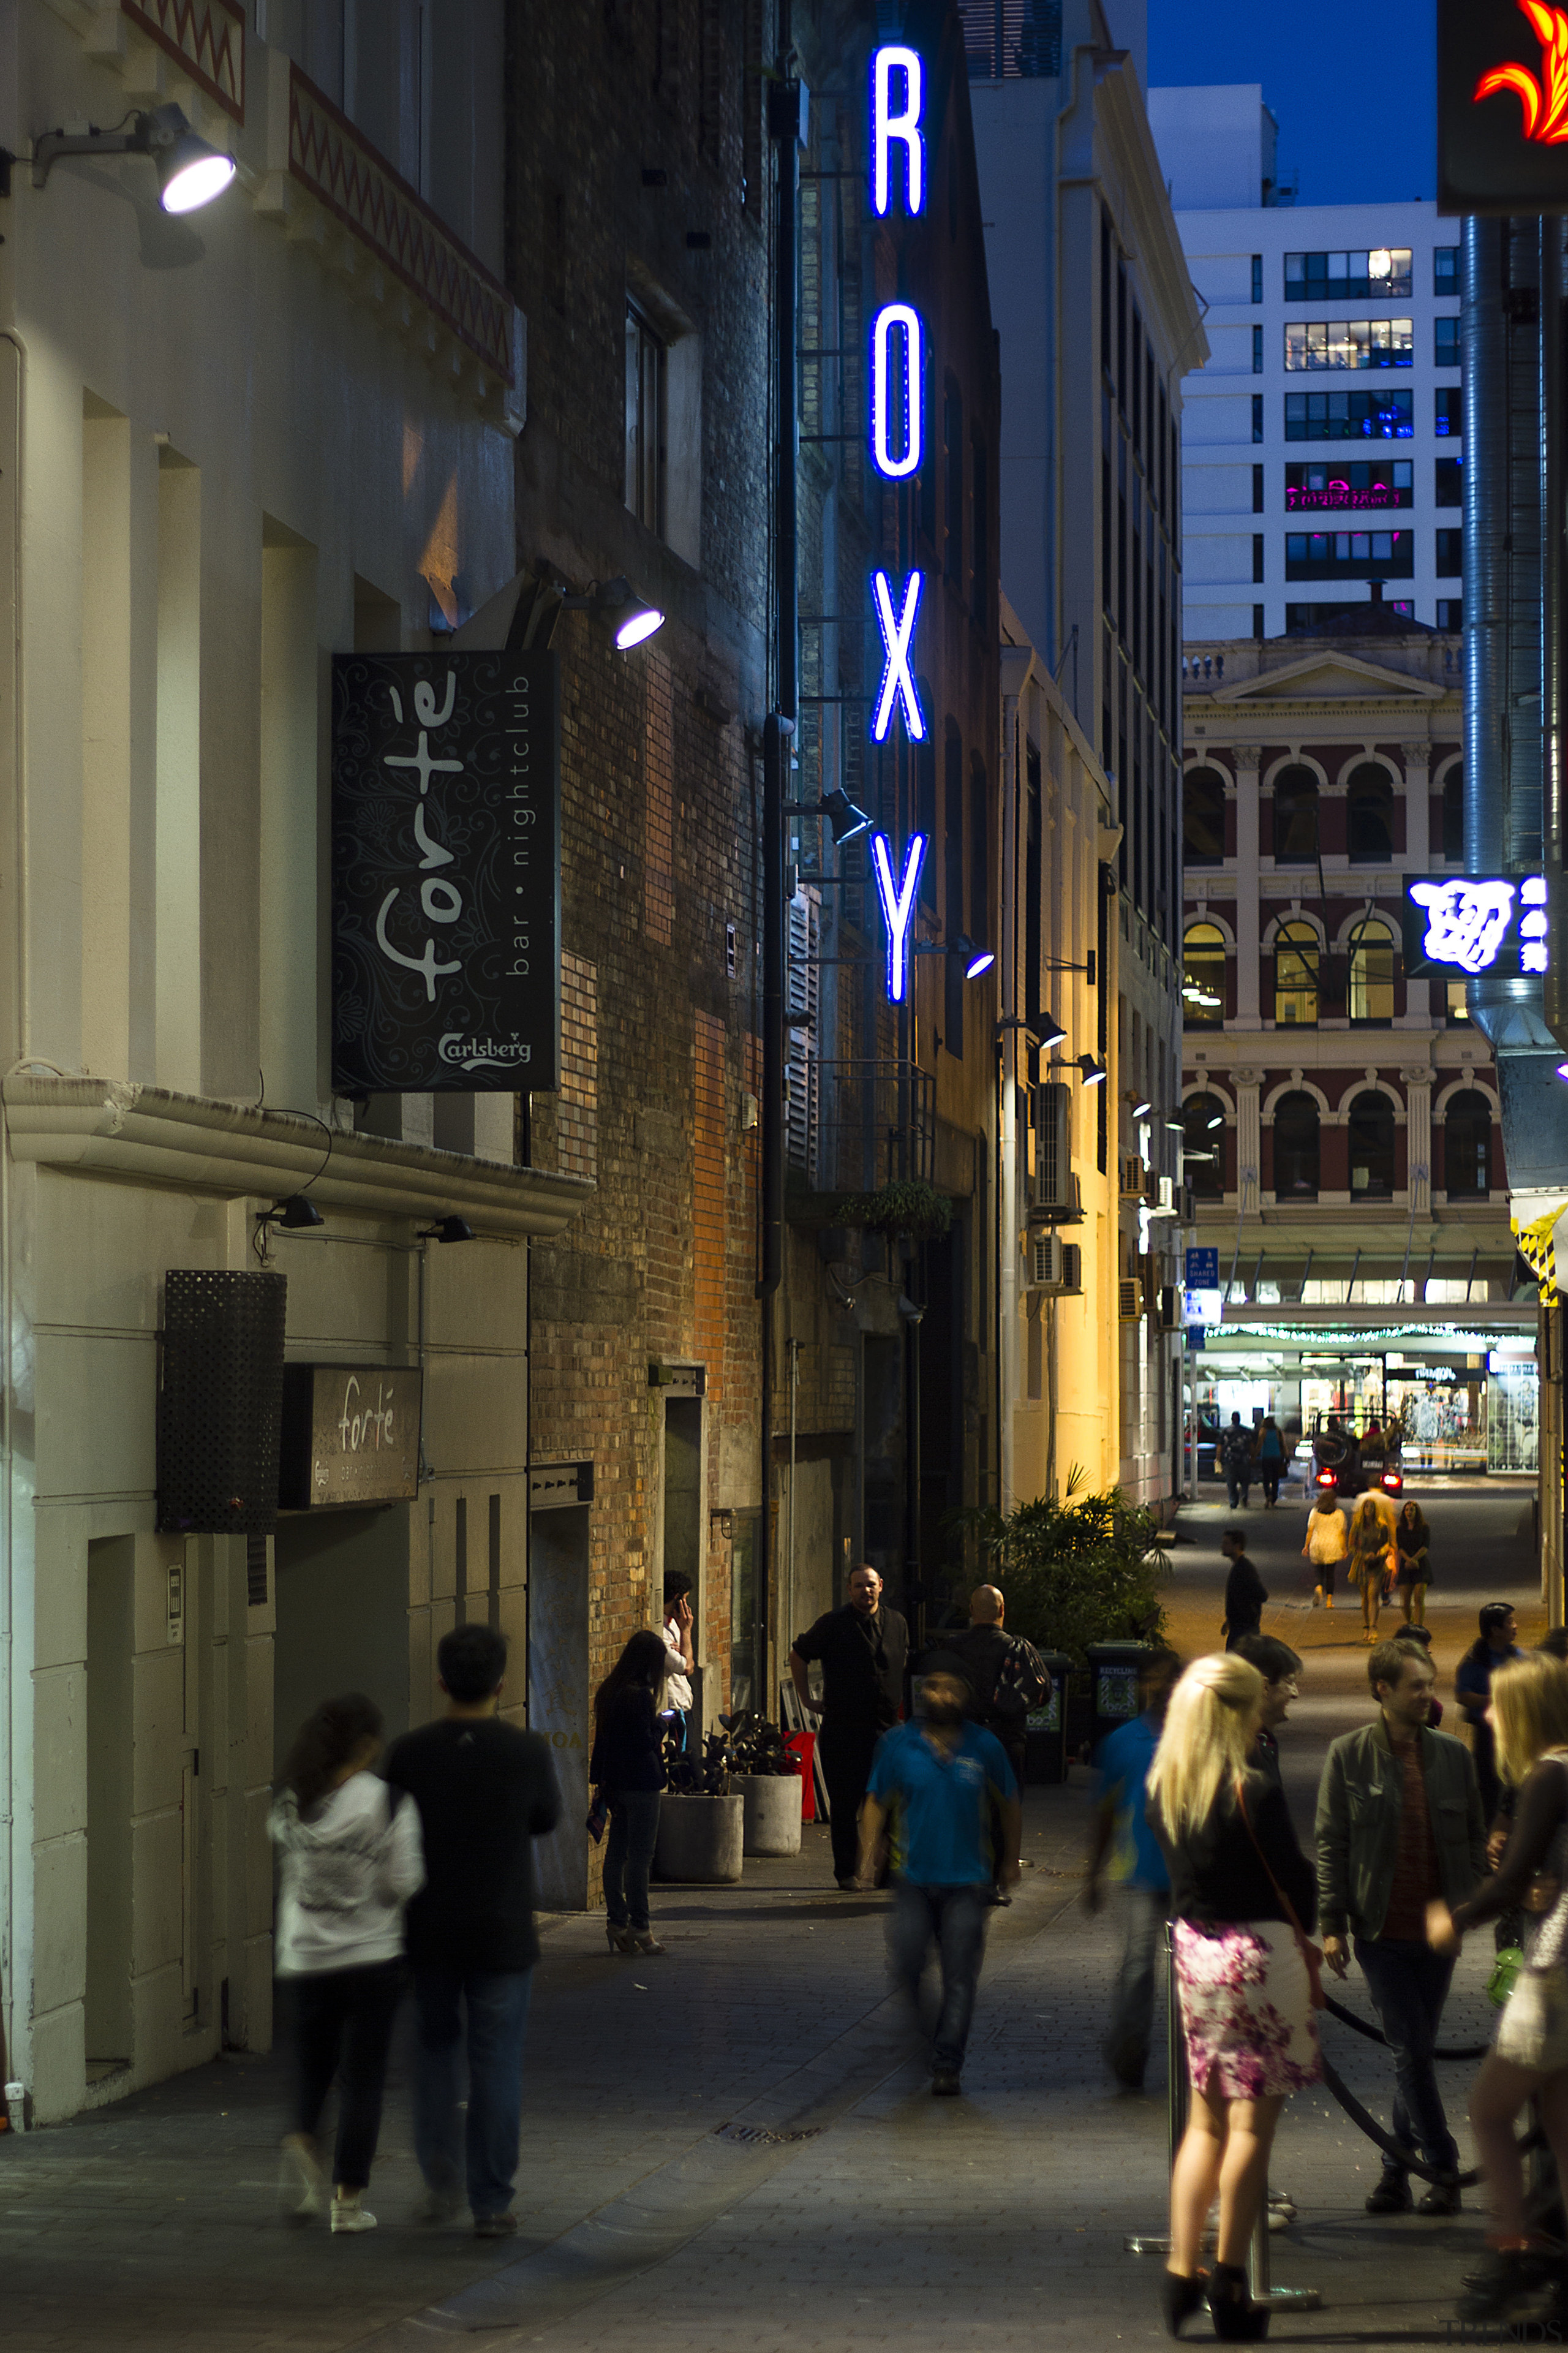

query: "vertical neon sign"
xmin=867 ymin=44 xmax=929 ymax=1000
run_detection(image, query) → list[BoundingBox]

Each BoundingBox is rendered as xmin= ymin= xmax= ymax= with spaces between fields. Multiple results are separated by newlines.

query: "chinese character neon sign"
xmin=1407 ymin=876 xmax=1550 ymax=975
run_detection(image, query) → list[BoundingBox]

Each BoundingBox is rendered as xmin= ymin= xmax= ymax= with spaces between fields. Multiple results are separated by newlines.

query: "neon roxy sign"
xmin=863 ymin=43 xmax=929 ymax=1000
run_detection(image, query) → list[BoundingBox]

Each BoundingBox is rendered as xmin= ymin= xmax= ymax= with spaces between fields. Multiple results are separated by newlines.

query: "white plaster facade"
xmin=0 ymin=0 xmax=586 ymax=2126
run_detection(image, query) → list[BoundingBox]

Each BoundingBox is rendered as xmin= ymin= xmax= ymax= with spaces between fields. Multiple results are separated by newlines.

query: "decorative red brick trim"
xmin=288 ymin=65 xmax=515 ymax=384
xmin=121 ymin=0 xmax=245 ymax=124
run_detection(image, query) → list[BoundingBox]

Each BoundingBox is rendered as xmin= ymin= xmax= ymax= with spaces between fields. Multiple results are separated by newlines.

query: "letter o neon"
xmin=870 ymin=303 xmax=922 ymax=480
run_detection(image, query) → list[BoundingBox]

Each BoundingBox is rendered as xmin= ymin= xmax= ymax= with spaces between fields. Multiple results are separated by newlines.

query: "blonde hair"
xmin=1492 ymin=1653 xmax=1568 ymax=1788
xmin=1147 ymin=1653 xmax=1266 ymax=1840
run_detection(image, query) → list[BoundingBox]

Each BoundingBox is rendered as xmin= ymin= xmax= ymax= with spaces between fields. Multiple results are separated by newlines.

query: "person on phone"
xmin=1427 ymin=1653 xmax=1568 ymax=2327
xmin=1315 ymin=1641 xmax=1485 ymax=2218
xmin=662 ymin=1573 xmax=696 ymax=1753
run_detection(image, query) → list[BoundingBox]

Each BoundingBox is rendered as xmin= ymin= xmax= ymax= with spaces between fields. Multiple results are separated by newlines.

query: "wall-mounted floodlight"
xmin=1165 ymin=1117 xmax=1185 ymax=1131
xmin=33 ymin=104 xmax=236 ymax=213
xmin=255 ymin=1193 xmax=324 ymax=1239
xmin=789 ymin=787 xmax=874 ymax=845
xmin=560 ymin=575 xmax=665 ymax=650
xmin=1132 ymin=1098 xmax=1152 ymax=1119
xmin=418 ymin=1215 xmax=476 ymax=1244
xmin=1038 ymin=1016 xmax=1068 ymax=1050
xmin=1075 ymin=1054 xmax=1107 ymax=1087
xmin=914 ymin=932 xmax=993 ymax=980
xmin=1207 ymin=1114 xmax=1224 ymax=1130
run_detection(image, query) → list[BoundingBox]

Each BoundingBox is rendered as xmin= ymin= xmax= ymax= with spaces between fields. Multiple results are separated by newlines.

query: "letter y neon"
xmin=872 ymin=830 xmax=927 ymax=1003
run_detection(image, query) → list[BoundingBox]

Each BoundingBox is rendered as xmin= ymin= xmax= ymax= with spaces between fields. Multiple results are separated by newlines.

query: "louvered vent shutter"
xmin=785 ymin=893 xmax=820 ymax=1179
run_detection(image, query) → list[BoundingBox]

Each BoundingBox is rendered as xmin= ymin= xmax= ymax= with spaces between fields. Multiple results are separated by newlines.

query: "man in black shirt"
xmin=1221 ymin=1528 xmax=1268 ymax=1652
xmin=790 ymin=1563 xmax=908 ymax=1888
xmin=385 ymin=1624 xmax=560 ymax=2238
xmin=941 ymin=1584 xmax=1053 ymax=1798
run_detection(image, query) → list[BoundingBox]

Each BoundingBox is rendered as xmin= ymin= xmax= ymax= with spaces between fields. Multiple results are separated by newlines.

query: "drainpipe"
xmin=998 ymin=662 xmax=1027 ymax=1513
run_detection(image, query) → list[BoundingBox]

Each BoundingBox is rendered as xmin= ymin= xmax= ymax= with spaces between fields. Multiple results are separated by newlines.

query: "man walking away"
xmin=1316 ymin=1638 xmax=1486 ymax=2216
xmin=856 ymin=1657 xmax=1020 ymax=2095
xmin=1221 ymin=1528 xmax=1267 ymax=1651
xmin=1086 ymin=1649 xmax=1180 ymax=2090
xmin=790 ymin=1563 xmax=909 ymax=1890
xmin=942 ymin=1583 xmax=1053 ymax=1798
xmin=1455 ymin=1604 xmax=1524 ymax=1822
xmin=1219 ymin=1413 xmax=1254 ymax=1509
xmin=385 ymin=1625 xmax=561 ymax=2238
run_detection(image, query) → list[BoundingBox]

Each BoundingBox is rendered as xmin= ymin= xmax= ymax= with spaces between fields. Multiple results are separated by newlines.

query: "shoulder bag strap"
xmin=1236 ymin=1777 xmax=1313 ymax=1949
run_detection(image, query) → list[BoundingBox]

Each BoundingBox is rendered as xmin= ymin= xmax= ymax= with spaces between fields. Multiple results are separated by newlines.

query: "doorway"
xmin=529 ymin=1501 xmax=590 ymax=1908
xmin=85 ymin=1537 xmax=134 ymax=2074
xmin=272 ymin=1509 xmax=410 ymax=1777
xmin=663 ymin=1397 xmax=703 ymax=1723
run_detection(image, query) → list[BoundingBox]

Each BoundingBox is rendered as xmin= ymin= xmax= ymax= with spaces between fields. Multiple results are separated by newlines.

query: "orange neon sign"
xmin=1475 ymin=0 xmax=1568 ymax=142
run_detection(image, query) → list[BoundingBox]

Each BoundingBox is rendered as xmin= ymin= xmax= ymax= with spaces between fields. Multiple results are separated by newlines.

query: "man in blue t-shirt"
xmin=1086 ymin=1648 xmax=1182 ymax=2090
xmin=856 ymin=1656 xmax=1020 ymax=2096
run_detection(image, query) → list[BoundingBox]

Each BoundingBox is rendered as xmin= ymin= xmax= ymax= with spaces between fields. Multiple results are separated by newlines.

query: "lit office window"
xmin=1284 ymin=249 xmax=1413 ymax=301
xmin=1284 ymin=319 xmax=1414 ymax=371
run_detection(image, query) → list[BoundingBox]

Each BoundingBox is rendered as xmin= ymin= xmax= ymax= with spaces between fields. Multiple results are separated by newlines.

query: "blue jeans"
xmin=1354 ymin=1935 xmax=1458 ymax=2180
xmin=412 ymin=1966 xmax=533 ymax=2219
xmin=1105 ymin=1886 xmax=1167 ymax=2080
xmin=888 ymin=1882 xmax=989 ymax=2072
xmin=604 ymin=1789 xmax=661 ymax=1931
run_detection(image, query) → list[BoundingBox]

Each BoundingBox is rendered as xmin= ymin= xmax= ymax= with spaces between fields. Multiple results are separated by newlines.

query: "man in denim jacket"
xmin=1316 ymin=1639 xmax=1487 ymax=2216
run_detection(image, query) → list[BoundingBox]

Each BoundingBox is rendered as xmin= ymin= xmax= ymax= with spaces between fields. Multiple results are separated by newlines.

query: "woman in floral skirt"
xmin=1148 ymin=1653 xmax=1322 ymax=2341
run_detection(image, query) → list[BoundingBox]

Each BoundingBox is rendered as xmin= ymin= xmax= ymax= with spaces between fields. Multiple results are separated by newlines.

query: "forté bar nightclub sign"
xmin=1439 ymin=0 xmax=1568 ymax=213
xmin=332 ymin=652 xmax=560 ymax=1093
xmin=866 ymin=43 xmax=929 ymax=1005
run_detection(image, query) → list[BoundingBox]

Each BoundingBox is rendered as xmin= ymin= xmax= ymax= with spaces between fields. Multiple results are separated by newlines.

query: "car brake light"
xmin=1316 ymin=1469 xmax=1336 ymax=1487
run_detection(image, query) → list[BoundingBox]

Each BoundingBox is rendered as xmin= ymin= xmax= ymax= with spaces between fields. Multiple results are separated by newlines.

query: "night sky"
xmin=1148 ymin=0 xmax=1437 ymax=209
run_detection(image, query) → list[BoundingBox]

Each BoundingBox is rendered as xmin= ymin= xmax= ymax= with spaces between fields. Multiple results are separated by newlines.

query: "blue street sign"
xmin=1186 ymin=1248 xmax=1219 ymax=1290
xmin=1187 ymin=1328 xmax=1207 ymax=1350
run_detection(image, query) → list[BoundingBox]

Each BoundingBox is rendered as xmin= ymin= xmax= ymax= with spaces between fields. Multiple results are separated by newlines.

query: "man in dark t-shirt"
xmin=789 ymin=1563 xmax=908 ymax=1887
xmin=385 ymin=1623 xmax=560 ymax=2237
xmin=1221 ymin=1528 xmax=1268 ymax=1651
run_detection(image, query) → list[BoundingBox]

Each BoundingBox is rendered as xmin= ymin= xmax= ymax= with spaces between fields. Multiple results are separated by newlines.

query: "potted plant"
xmin=722 ymin=1713 xmax=803 ymax=1857
xmin=653 ymin=1726 xmax=744 ymax=1883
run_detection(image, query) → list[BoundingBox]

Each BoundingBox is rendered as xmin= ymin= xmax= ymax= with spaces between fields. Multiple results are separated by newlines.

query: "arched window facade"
xmin=1273 ymin=920 xmax=1319 ymax=1027
xmin=1445 ymin=1089 xmax=1493 ymax=1198
xmin=1442 ymin=765 xmax=1464 ymax=861
xmin=1183 ymin=1093 xmax=1227 ymax=1198
xmin=1348 ymin=915 xmax=1398 ymax=1024
xmin=1183 ymin=767 xmax=1227 ymax=865
xmin=1273 ymin=1092 xmax=1320 ymax=1199
xmin=1346 ymin=763 xmax=1395 ymax=863
xmin=1348 ymin=1090 xmax=1396 ymax=1198
xmin=1272 ymin=765 xmax=1320 ymax=861
xmin=1183 ymin=923 xmax=1226 ymax=1025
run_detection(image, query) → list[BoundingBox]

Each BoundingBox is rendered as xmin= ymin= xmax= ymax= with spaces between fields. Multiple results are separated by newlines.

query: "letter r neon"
xmin=872 ymin=47 xmax=924 ymax=216
xmin=872 ymin=831 xmax=927 ymax=1003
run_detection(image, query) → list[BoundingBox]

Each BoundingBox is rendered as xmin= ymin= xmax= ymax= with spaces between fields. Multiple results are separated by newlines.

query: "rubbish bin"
xmin=1023 ymin=1650 xmax=1074 ymax=1784
xmin=1086 ymin=1641 xmax=1153 ymax=1754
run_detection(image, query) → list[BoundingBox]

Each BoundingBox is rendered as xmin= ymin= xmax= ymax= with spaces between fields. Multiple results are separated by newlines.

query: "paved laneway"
xmin=0 ymin=1481 xmax=1542 ymax=2351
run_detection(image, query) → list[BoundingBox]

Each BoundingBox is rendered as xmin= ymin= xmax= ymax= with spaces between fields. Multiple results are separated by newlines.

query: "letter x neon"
xmin=871 ymin=568 xmax=925 ymax=742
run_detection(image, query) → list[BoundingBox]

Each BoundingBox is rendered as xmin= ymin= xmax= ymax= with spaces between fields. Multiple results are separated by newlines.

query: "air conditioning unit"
xmin=1033 ymin=1081 xmax=1073 ymax=1212
xmin=1157 ymin=1174 xmax=1176 ymax=1214
xmin=1027 ymin=1233 xmax=1065 ymax=1291
xmin=1118 ymin=1277 xmax=1140 ymax=1320
xmin=1060 ymin=1242 xmax=1083 ymax=1294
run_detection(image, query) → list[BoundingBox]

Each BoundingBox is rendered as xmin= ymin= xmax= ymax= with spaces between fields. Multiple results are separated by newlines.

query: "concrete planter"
xmin=653 ymin=1792 xmax=744 ymax=1884
xmin=735 ymin=1772 xmax=802 ymax=1858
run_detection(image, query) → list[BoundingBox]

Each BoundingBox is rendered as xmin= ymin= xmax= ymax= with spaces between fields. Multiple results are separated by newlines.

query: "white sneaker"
xmin=330 ymin=2196 xmax=378 ymax=2234
xmin=279 ymin=2137 xmax=327 ymax=2222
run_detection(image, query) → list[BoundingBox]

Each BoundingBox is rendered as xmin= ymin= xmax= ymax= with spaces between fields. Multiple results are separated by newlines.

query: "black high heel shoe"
xmin=1208 ymin=2262 xmax=1268 ymax=2342
xmin=1160 ymin=2270 xmax=1207 ymax=2338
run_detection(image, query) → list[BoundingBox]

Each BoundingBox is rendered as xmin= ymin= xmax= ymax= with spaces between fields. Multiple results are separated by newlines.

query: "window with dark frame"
xmin=1435 ymin=457 xmax=1463 ymax=507
xmin=1348 ymin=1090 xmax=1395 ymax=1199
xmin=1251 ymin=253 xmax=1264 ymax=303
xmin=1436 ymin=527 xmax=1463 ymax=576
xmin=1434 ymin=246 xmax=1460 ymax=295
xmin=1272 ymin=1090 xmax=1321 ymax=1198
xmin=1444 ymin=1089 xmax=1491 ymax=1197
xmin=625 ymin=301 xmax=666 ymax=538
xmin=1436 ymin=386 xmax=1461 ymax=436
xmin=1272 ymin=765 xmax=1320 ymax=860
xmin=1435 ymin=315 xmax=1461 ymax=368
xmin=1273 ymin=919 xmax=1320 ymax=1026
xmin=1286 ymin=390 xmax=1412 ymax=440
xmin=1252 ymin=393 xmax=1264 ymax=444
xmin=1284 ymin=249 xmax=1413 ymax=301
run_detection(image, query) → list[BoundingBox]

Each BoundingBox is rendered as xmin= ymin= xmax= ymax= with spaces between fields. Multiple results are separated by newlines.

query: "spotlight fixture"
xmin=813 ymin=786 xmax=876 ymax=844
xmin=895 ymin=1293 xmax=926 ymax=1325
xmin=1559 ymin=1062 xmax=1568 ymax=1082
xmin=418 ymin=1215 xmax=477 ymax=1244
xmin=1207 ymin=1115 xmax=1224 ymax=1130
xmin=560 ymin=575 xmax=665 ymax=649
xmin=255 ymin=1192 xmax=324 ymax=1238
xmin=1037 ymin=1016 xmax=1068 ymax=1050
xmin=1075 ymin=1054 xmax=1107 ymax=1087
xmin=1132 ymin=1098 xmax=1152 ymax=1119
xmin=1165 ymin=1117 xmax=1185 ymax=1131
xmin=912 ymin=932 xmax=994 ymax=979
xmin=32 ymin=103 xmax=236 ymax=213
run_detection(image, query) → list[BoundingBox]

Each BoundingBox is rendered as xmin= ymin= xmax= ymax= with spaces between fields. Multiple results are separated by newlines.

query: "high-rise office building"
xmin=1148 ymin=86 xmax=1462 ymax=643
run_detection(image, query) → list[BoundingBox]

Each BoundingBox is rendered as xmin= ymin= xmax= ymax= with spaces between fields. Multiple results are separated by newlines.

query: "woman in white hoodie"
xmin=270 ymin=1693 xmax=425 ymax=2234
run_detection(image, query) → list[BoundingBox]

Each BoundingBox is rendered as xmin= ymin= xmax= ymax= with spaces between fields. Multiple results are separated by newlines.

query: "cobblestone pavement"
xmin=0 ymin=1484 xmax=1538 ymax=2349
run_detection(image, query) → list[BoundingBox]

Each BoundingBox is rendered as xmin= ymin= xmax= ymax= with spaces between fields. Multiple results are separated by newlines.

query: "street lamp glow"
xmin=614 ymin=605 xmax=665 ymax=650
xmin=159 ymin=142 xmax=236 ymax=213
xmin=965 ymin=946 xmax=995 ymax=980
